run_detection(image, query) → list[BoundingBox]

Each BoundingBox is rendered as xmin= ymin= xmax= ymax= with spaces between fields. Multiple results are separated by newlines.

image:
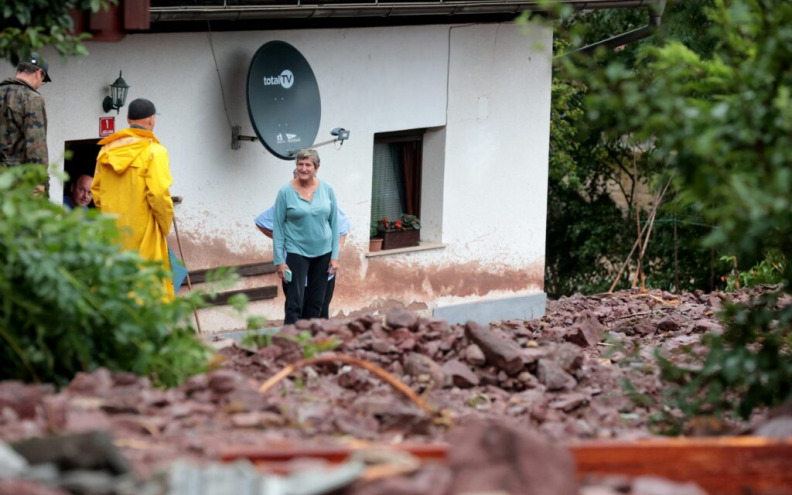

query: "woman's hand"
xmin=276 ymin=263 xmax=290 ymax=281
xmin=328 ymin=259 xmax=339 ymax=275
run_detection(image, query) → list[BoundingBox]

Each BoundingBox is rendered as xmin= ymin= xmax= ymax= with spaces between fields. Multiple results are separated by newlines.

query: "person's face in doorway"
xmin=71 ymin=174 xmax=93 ymax=207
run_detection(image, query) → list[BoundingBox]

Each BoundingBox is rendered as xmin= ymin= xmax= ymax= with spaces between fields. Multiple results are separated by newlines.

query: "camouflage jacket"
xmin=0 ymin=77 xmax=48 ymax=167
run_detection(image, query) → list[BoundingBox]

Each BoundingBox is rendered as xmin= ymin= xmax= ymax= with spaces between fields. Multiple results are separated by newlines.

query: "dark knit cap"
xmin=127 ymin=98 xmax=157 ymax=120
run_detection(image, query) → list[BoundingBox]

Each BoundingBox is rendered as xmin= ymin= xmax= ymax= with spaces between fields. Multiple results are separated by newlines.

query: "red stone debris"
xmin=1 ymin=287 xmax=791 ymax=495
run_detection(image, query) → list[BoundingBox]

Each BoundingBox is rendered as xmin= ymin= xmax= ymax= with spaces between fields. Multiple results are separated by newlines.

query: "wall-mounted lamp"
xmin=102 ymin=71 xmax=130 ymax=114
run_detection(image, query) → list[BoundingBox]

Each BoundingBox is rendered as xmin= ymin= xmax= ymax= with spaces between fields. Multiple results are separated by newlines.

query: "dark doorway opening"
xmin=64 ymin=139 xmax=101 ymax=209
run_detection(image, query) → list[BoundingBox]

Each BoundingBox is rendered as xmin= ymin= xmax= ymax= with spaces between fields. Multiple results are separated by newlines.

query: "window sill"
xmin=366 ymin=242 xmax=446 ymax=258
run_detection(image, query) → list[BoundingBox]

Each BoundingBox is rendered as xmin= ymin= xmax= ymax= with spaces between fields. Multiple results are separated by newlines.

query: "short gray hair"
xmin=295 ymin=149 xmax=320 ymax=167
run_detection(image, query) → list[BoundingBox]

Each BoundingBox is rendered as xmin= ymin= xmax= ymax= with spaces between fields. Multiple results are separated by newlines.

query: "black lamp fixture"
xmin=102 ymin=71 xmax=130 ymax=114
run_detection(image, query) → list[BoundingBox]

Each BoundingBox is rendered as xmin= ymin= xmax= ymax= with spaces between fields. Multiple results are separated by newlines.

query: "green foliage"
xmin=241 ymin=330 xmax=273 ymax=350
xmin=556 ymin=0 xmax=792 ymax=420
xmin=544 ymin=7 xmax=719 ymax=297
xmin=545 ymin=180 xmax=631 ymax=296
xmin=376 ymin=213 xmax=421 ymax=233
xmin=293 ymin=331 xmax=340 ymax=359
xmin=240 ymin=329 xmax=339 ymax=359
xmin=0 ymin=0 xmax=114 ymax=65
xmin=720 ymin=250 xmax=786 ymax=291
xmin=657 ymin=292 xmax=792 ymax=420
xmin=0 ymin=166 xmax=211 ymax=387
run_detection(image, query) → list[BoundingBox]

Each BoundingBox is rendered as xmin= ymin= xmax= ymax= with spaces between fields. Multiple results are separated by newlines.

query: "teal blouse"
xmin=272 ymin=180 xmax=339 ymax=266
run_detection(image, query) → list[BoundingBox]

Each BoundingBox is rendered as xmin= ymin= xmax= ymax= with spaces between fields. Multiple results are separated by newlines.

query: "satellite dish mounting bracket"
xmin=233 ymin=126 xmax=350 ymax=157
xmin=289 ymin=128 xmax=350 ymax=156
xmin=231 ymin=125 xmax=259 ymax=150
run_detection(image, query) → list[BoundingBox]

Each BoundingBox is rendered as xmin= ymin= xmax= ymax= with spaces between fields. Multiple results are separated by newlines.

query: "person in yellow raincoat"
xmin=92 ymin=98 xmax=175 ymax=299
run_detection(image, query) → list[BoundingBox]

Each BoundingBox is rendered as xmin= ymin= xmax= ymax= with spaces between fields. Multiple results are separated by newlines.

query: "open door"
xmin=64 ymin=139 xmax=102 ymax=209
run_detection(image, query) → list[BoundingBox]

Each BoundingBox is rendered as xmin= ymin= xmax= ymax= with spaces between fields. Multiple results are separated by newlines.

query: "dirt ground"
xmin=0 ymin=286 xmax=788 ymax=494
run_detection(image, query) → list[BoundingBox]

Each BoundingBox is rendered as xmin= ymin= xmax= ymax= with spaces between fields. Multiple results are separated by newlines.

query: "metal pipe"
xmin=574 ymin=0 xmax=666 ymax=55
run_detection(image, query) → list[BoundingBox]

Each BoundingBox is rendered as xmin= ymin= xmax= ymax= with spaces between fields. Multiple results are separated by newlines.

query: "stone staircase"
xmin=177 ymin=261 xmax=281 ymax=334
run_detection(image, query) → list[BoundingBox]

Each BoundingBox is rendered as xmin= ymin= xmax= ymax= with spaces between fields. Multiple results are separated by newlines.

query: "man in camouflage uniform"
xmin=0 ymin=53 xmax=50 ymax=193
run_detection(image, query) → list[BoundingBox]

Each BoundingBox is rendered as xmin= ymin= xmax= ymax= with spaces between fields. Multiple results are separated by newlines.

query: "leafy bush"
xmin=554 ymin=0 xmax=792 ymax=422
xmin=658 ymin=290 xmax=792 ymax=421
xmin=546 ymin=34 xmax=717 ymax=298
xmin=1 ymin=0 xmax=113 ymax=63
xmin=720 ymin=250 xmax=786 ymax=291
xmin=0 ymin=166 xmax=211 ymax=387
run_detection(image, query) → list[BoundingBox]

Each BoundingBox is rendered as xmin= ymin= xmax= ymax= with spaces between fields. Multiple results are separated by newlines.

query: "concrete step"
xmin=177 ymin=261 xmax=282 ymax=334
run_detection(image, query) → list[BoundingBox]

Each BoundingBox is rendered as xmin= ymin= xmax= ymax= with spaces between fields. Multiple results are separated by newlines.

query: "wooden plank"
xmin=202 ymin=286 xmax=278 ymax=307
xmin=569 ymin=437 xmax=792 ymax=495
xmin=221 ymin=443 xmax=450 ymax=475
xmin=217 ymin=437 xmax=792 ymax=494
xmin=189 ymin=262 xmax=276 ymax=284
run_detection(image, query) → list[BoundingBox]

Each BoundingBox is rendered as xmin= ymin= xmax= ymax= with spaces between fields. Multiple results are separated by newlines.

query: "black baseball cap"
xmin=29 ymin=53 xmax=51 ymax=82
xmin=127 ymin=98 xmax=157 ymax=120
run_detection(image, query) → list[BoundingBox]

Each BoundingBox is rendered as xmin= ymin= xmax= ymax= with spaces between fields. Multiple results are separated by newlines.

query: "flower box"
xmin=381 ymin=229 xmax=420 ymax=250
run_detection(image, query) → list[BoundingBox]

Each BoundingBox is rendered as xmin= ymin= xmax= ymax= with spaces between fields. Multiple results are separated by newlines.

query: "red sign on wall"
xmin=99 ymin=117 xmax=115 ymax=137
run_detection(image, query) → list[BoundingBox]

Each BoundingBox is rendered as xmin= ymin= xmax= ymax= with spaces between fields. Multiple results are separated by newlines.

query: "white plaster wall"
xmin=34 ymin=25 xmax=451 ymax=265
xmin=7 ymin=21 xmax=552 ymax=325
xmin=443 ymin=23 xmax=551 ymax=267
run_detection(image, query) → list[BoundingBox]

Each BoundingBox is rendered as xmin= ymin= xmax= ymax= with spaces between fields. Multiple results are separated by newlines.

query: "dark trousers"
xmin=321 ymin=275 xmax=335 ymax=319
xmin=283 ymin=251 xmax=331 ymax=324
xmin=283 ymin=273 xmax=336 ymax=320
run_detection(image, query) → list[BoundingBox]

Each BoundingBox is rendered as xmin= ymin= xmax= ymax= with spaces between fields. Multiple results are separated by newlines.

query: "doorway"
xmin=64 ymin=139 xmax=101 ymax=209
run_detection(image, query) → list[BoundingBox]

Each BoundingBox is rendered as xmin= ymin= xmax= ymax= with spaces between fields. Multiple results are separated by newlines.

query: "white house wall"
xmin=18 ymin=21 xmax=551 ymax=330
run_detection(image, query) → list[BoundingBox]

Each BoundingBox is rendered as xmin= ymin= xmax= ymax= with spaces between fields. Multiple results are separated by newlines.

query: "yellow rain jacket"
xmin=92 ymin=127 xmax=175 ymax=299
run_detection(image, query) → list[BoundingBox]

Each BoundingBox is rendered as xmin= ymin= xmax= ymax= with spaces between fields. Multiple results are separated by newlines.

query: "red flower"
xmin=395 ymin=220 xmax=402 ymax=229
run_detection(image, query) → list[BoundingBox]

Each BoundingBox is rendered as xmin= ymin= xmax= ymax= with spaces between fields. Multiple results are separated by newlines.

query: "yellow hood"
xmin=97 ymin=128 xmax=160 ymax=174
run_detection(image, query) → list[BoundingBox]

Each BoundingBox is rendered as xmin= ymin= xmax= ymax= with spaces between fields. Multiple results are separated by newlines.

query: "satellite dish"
xmin=246 ymin=41 xmax=321 ymax=160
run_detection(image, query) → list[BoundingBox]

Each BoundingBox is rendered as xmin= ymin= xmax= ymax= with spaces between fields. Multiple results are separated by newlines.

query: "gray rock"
xmin=385 ymin=308 xmax=419 ymax=332
xmin=631 ymin=475 xmax=708 ymax=495
xmin=442 ymin=360 xmax=480 ymax=388
xmin=549 ymin=392 xmax=589 ymax=413
xmin=403 ymin=353 xmax=446 ymax=388
xmin=464 ymin=321 xmax=524 ymax=375
xmin=207 ymin=370 xmax=243 ymax=395
xmin=447 ymin=417 xmax=577 ymax=495
xmin=754 ymin=417 xmax=792 ymax=438
xmin=537 ymin=359 xmax=577 ymax=391
xmin=549 ymin=343 xmax=584 ymax=373
xmin=12 ymin=431 xmax=132 ymax=476
xmin=692 ymin=319 xmax=723 ymax=335
xmin=0 ymin=441 xmax=28 ymax=478
xmin=564 ymin=311 xmax=605 ymax=348
xmin=657 ymin=316 xmax=680 ymax=332
xmin=0 ymin=381 xmax=50 ymax=419
xmin=58 ymin=470 xmax=121 ymax=495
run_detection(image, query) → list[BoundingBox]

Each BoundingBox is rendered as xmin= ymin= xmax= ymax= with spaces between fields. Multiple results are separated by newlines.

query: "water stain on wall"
xmin=331 ymin=245 xmax=544 ymax=316
xmin=168 ymin=230 xmax=268 ymax=271
xmin=172 ymin=234 xmax=544 ymax=324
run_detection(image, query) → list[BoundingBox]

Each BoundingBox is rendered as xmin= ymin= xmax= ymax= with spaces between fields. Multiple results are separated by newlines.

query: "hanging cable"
xmin=207 ymin=21 xmax=234 ymax=131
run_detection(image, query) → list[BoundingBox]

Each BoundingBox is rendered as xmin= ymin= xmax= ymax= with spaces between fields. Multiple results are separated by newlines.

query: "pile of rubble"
xmin=0 ymin=287 xmax=789 ymax=494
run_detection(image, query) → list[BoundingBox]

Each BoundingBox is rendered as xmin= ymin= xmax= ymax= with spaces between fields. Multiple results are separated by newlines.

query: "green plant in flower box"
xmin=376 ymin=213 xmax=421 ymax=233
xmin=377 ymin=214 xmax=421 ymax=250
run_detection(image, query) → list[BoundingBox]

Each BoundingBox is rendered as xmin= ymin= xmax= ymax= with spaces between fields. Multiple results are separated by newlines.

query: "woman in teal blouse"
xmin=273 ymin=149 xmax=339 ymax=324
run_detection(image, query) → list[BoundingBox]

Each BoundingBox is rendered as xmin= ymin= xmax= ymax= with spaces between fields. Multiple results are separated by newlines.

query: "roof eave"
xmin=150 ymin=0 xmax=661 ymax=23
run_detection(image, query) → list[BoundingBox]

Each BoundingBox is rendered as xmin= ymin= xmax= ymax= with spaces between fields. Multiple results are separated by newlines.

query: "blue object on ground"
xmin=169 ymin=247 xmax=189 ymax=292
